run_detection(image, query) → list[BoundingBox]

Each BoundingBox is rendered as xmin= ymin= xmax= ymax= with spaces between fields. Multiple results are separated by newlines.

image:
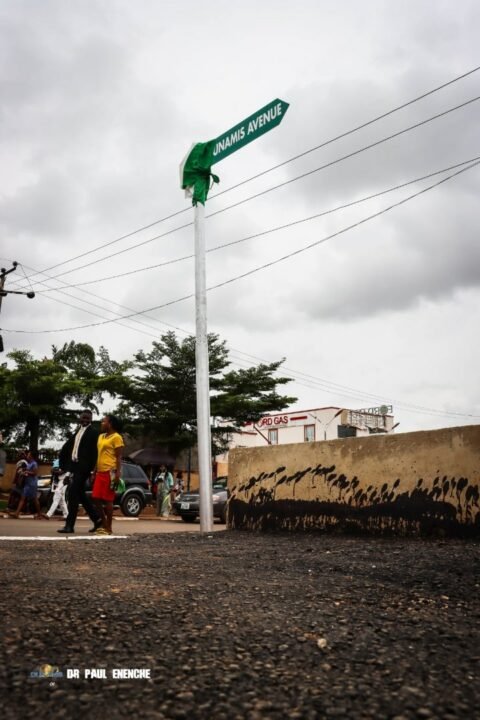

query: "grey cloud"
xmin=287 ymin=182 xmax=480 ymax=322
xmin=1 ymin=0 xmax=480 ymax=433
xmin=1 ymin=168 xmax=83 ymax=237
xmin=278 ymin=72 xmax=480 ymax=210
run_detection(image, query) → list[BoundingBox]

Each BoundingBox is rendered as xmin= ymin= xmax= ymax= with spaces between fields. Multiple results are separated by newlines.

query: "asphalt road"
xmin=1 ymin=532 xmax=479 ymax=719
xmin=0 ymin=515 xmax=225 ymax=536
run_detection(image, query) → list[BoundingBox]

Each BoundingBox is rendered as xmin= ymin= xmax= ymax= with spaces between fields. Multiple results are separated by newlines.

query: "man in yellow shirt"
xmin=92 ymin=414 xmax=124 ymax=535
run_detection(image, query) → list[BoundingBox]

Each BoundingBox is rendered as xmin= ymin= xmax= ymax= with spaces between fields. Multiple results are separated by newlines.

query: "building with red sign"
xmin=216 ymin=405 xmax=396 ymax=476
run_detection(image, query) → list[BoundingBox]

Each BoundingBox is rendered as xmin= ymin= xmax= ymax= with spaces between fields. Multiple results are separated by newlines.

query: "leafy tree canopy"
xmin=0 ymin=342 xmax=130 ymax=451
xmin=117 ymin=331 xmax=296 ymax=456
xmin=0 ymin=333 xmax=296 ymax=456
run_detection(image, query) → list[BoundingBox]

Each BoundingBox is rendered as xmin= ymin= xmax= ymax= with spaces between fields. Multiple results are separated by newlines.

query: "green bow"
xmin=181 ymin=141 xmax=220 ymax=206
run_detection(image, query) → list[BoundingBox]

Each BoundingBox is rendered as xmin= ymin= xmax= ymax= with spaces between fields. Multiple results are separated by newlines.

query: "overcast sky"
xmin=1 ymin=0 xmax=479 ymax=434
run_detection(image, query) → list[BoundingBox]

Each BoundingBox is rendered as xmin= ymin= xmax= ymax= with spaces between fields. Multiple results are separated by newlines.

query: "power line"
xmin=203 ymin=160 xmax=479 ymax=296
xmin=5 ymin=158 xmax=478 ymax=334
xmin=12 ymin=208 xmax=192 ymax=289
xmin=11 ymin=264 xmax=170 ymax=340
xmin=8 ymin=256 xmax=479 ymax=420
xmin=12 ymin=66 xmax=480 ymax=289
xmin=15 ymin=218 xmax=193 ymax=289
xmin=10 ymin=269 xmax=479 ymax=420
xmin=210 ymin=64 xmax=480 ymax=199
xmin=205 ymin=95 xmax=480 ymax=220
xmin=10 ymin=270 xmax=480 ymax=421
xmin=251 ymin=358 xmax=480 ymax=419
xmin=17 ymin=93 xmax=480 ymax=292
xmin=31 ymin=155 xmax=480 ymax=293
xmin=11 ymin=156 xmax=478 ymax=349
xmin=9 ymin=267 xmax=163 ymax=341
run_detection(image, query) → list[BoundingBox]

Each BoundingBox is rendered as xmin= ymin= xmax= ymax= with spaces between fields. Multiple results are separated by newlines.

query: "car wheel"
xmin=180 ymin=515 xmax=196 ymax=523
xmin=219 ymin=509 xmax=227 ymax=524
xmin=121 ymin=493 xmax=143 ymax=517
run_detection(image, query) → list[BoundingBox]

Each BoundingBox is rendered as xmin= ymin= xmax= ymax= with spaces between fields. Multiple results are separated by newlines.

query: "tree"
xmin=117 ymin=331 xmax=296 ymax=456
xmin=0 ymin=343 xmax=129 ymax=451
xmin=211 ymin=361 xmax=297 ymax=453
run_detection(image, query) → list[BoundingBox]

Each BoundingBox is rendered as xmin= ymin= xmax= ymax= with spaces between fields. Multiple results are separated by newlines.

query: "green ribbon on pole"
xmin=181 ymin=141 xmax=219 ymax=206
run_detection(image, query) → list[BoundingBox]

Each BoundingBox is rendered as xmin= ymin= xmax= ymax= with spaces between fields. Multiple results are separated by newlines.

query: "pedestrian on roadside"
xmin=161 ymin=464 xmax=174 ymax=517
xmin=91 ymin=414 xmax=124 ymax=535
xmin=174 ymin=471 xmax=184 ymax=496
xmin=8 ymin=451 xmax=46 ymax=519
xmin=155 ymin=465 xmax=166 ymax=516
xmin=57 ymin=409 xmax=102 ymax=535
xmin=7 ymin=451 xmax=28 ymax=511
xmin=45 ymin=466 xmax=69 ymax=520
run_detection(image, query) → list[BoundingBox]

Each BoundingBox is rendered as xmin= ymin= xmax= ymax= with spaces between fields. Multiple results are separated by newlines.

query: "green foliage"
xmin=0 ymin=332 xmax=296 ymax=456
xmin=0 ymin=343 xmax=129 ymax=451
xmin=52 ymin=341 xmax=132 ymax=398
xmin=213 ymin=361 xmax=297 ymax=425
xmin=117 ymin=331 xmax=296 ymax=456
xmin=117 ymin=332 xmax=230 ymax=454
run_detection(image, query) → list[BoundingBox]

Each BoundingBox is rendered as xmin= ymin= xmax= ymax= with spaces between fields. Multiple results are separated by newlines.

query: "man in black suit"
xmin=57 ymin=409 xmax=102 ymax=534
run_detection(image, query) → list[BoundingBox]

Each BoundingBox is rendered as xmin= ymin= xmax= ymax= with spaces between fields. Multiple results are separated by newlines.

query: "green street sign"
xmin=211 ymin=98 xmax=289 ymax=164
xmin=180 ymin=98 xmax=290 ymax=205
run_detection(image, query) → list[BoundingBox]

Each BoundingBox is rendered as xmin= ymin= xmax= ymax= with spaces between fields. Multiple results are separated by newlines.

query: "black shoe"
xmin=88 ymin=519 xmax=103 ymax=533
xmin=57 ymin=526 xmax=74 ymax=534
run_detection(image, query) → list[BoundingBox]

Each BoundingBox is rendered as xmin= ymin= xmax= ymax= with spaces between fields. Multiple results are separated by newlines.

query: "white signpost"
xmin=180 ymin=99 xmax=289 ymax=532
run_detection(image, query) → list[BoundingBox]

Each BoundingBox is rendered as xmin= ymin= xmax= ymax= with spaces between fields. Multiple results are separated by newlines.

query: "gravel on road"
xmin=1 ymin=531 xmax=479 ymax=719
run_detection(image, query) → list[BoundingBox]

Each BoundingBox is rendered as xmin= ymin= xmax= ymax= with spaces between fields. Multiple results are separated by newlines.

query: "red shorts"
xmin=92 ymin=471 xmax=115 ymax=502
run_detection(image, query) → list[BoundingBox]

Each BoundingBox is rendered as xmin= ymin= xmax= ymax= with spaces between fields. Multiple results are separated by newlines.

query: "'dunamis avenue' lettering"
xmin=213 ymin=126 xmax=246 ymax=156
xmin=212 ymin=102 xmax=285 ymax=158
xmin=206 ymin=99 xmax=288 ymax=166
xmin=247 ymin=102 xmax=283 ymax=134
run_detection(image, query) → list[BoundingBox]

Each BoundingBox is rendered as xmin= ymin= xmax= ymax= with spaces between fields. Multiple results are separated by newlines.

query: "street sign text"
xmin=211 ymin=98 xmax=289 ymax=164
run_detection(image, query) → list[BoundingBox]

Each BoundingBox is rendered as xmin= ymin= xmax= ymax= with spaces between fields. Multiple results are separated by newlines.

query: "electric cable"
xmin=12 ymin=65 xmax=480 ymax=289
xmin=29 ymin=154 xmax=480 ymax=293
xmin=210 ymin=64 xmax=480 ymax=199
xmin=16 ymin=93 xmax=480 ymax=293
xmin=12 ymin=264 xmax=175 ymax=340
xmin=15 ymin=268 xmax=479 ymax=419
xmin=12 ymin=155 xmax=479 ymax=350
xmin=9 ymin=266 xmax=163 ymax=341
xmin=8 ymin=263 xmax=478 ymax=420
xmin=5 ymin=158 xmax=478 ymax=334
xmin=205 ymin=95 xmax=480 ymax=221
xmin=25 ymin=94 xmax=480 ymax=290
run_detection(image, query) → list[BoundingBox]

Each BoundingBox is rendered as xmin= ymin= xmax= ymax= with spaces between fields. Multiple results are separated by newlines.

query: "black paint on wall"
xmin=229 ymin=464 xmax=480 ymax=537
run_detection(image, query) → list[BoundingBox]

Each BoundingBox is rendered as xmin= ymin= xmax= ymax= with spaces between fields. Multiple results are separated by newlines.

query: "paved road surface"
xmin=0 ymin=514 xmax=225 ymax=537
xmin=1 ymin=532 xmax=479 ymax=719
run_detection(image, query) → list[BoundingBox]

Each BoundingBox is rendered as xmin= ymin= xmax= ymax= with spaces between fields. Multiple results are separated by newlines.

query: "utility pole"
xmin=0 ymin=261 xmax=35 ymax=352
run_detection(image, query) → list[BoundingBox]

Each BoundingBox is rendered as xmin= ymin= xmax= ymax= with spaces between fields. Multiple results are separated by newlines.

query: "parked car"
xmin=173 ymin=477 xmax=229 ymax=523
xmin=37 ymin=462 xmax=152 ymax=518
xmin=37 ymin=475 xmax=57 ymax=510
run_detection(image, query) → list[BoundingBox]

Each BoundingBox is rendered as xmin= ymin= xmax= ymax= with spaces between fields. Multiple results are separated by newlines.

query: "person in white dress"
xmin=46 ymin=470 xmax=69 ymax=519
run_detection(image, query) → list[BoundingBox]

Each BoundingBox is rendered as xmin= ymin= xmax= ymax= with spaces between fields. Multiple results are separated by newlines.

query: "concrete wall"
xmin=227 ymin=424 xmax=480 ymax=536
